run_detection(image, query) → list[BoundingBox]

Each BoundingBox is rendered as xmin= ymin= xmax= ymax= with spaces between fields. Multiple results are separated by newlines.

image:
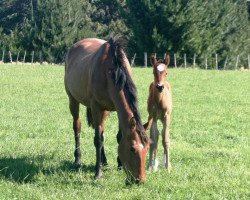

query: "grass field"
xmin=0 ymin=64 xmax=249 ymax=199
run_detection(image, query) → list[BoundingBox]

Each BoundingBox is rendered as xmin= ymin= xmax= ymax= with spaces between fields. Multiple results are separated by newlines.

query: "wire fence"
xmin=1 ymin=50 xmax=250 ymax=70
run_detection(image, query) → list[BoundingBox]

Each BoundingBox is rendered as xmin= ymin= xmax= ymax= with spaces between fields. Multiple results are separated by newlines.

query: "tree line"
xmin=0 ymin=0 xmax=250 ymax=68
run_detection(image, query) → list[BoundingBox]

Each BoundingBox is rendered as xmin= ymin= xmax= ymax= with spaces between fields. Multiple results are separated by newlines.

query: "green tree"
xmin=19 ymin=0 xmax=97 ymax=62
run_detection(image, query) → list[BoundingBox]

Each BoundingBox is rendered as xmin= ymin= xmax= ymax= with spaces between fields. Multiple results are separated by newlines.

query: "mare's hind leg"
xmin=69 ymin=95 xmax=81 ymax=165
xmin=148 ymin=121 xmax=159 ymax=171
xmin=92 ymin=108 xmax=108 ymax=179
xmin=116 ymin=127 xmax=122 ymax=169
xmin=162 ymin=114 xmax=171 ymax=170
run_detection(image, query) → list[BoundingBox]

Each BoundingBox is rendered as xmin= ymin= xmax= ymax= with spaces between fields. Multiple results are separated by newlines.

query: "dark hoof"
xmin=94 ymin=172 xmax=102 ymax=179
xmin=74 ymin=160 xmax=82 ymax=167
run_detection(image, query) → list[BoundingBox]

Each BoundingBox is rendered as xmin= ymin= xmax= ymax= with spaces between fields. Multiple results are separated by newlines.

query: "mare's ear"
xmin=164 ymin=54 xmax=170 ymax=67
xmin=129 ymin=117 xmax=137 ymax=130
xmin=150 ymin=55 xmax=157 ymax=66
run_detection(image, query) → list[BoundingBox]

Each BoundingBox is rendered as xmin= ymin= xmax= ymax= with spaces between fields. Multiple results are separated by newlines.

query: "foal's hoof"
xmin=164 ymin=163 xmax=171 ymax=171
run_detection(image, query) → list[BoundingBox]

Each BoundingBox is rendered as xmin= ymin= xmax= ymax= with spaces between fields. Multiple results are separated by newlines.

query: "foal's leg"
xmin=162 ymin=114 xmax=171 ymax=170
xmin=69 ymin=96 xmax=81 ymax=165
xmin=149 ymin=120 xmax=159 ymax=171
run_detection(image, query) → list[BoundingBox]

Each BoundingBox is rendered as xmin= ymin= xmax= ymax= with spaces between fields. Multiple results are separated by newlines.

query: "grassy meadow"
xmin=0 ymin=64 xmax=249 ymax=199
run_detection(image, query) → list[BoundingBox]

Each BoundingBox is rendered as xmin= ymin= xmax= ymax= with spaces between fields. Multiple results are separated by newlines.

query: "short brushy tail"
xmin=86 ymin=108 xmax=94 ymax=128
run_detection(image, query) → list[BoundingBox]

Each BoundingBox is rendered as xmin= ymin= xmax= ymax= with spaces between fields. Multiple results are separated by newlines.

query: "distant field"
xmin=0 ymin=64 xmax=249 ymax=199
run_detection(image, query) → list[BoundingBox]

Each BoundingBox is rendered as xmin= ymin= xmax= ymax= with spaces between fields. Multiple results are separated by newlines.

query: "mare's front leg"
xmin=100 ymin=111 xmax=109 ymax=166
xmin=69 ymin=96 xmax=81 ymax=165
xmin=116 ymin=127 xmax=122 ymax=169
xmin=93 ymin=108 xmax=108 ymax=179
xmin=149 ymin=120 xmax=159 ymax=171
xmin=162 ymin=113 xmax=171 ymax=170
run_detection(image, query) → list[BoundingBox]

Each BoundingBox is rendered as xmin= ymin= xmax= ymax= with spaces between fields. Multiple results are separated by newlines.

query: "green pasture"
xmin=0 ymin=64 xmax=249 ymax=199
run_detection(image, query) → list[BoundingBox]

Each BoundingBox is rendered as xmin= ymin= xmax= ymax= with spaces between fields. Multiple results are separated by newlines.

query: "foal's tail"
xmin=86 ymin=108 xmax=94 ymax=128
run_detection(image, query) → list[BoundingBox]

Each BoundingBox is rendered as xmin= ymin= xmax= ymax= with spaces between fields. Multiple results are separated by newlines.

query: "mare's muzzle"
xmin=156 ymin=84 xmax=164 ymax=92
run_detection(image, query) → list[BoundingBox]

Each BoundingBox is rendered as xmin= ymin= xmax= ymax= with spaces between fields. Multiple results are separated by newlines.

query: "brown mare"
xmin=144 ymin=54 xmax=172 ymax=171
xmin=64 ymin=38 xmax=149 ymax=183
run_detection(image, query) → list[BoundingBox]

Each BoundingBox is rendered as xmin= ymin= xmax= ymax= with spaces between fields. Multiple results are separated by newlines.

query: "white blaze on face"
xmin=157 ymin=64 xmax=165 ymax=72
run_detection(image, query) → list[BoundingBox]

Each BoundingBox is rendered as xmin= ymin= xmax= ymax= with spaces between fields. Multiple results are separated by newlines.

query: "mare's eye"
xmin=130 ymin=147 xmax=136 ymax=154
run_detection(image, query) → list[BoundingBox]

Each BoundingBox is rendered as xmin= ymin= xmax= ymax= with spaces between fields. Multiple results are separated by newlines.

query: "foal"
xmin=144 ymin=54 xmax=172 ymax=171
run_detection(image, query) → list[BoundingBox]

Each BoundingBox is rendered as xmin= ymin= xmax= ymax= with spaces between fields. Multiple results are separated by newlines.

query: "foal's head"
xmin=150 ymin=54 xmax=170 ymax=93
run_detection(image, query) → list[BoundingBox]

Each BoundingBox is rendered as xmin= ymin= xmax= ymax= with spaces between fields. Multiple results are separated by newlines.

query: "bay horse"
xmin=144 ymin=54 xmax=172 ymax=171
xmin=64 ymin=38 xmax=149 ymax=183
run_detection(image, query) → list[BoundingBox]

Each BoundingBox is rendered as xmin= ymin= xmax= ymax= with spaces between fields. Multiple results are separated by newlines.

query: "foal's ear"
xmin=150 ymin=55 xmax=157 ymax=66
xmin=164 ymin=54 xmax=170 ymax=67
xmin=129 ymin=117 xmax=137 ymax=130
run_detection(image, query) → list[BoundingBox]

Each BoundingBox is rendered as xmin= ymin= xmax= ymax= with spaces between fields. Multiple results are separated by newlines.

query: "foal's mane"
xmin=108 ymin=37 xmax=148 ymax=144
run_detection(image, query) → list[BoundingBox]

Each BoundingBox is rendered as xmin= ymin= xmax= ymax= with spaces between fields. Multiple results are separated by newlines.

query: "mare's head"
xmin=107 ymin=38 xmax=150 ymax=184
xmin=118 ymin=117 xmax=149 ymax=184
xmin=150 ymin=54 xmax=170 ymax=93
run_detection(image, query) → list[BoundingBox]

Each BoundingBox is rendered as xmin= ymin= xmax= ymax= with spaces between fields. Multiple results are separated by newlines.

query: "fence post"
xmin=193 ymin=54 xmax=196 ymax=68
xmin=215 ymin=54 xmax=218 ymax=70
xmin=16 ymin=51 xmax=20 ymax=64
xmin=248 ymin=54 xmax=250 ymax=70
xmin=31 ymin=51 xmax=34 ymax=64
xmin=235 ymin=55 xmax=239 ymax=70
xmin=223 ymin=56 xmax=228 ymax=70
xmin=131 ymin=53 xmax=136 ymax=67
xmin=174 ymin=53 xmax=177 ymax=68
xmin=2 ymin=50 xmax=5 ymax=62
xmin=184 ymin=53 xmax=187 ymax=68
xmin=23 ymin=50 xmax=26 ymax=63
xmin=39 ymin=51 xmax=42 ymax=64
xmin=205 ymin=56 xmax=208 ymax=70
xmin=164 ymin=53 xmax=166 ymax=60
xmin=9 ymin=51 xmax=12 ymax=63
xmin=144 ymin=52 xmax=147 ymax=67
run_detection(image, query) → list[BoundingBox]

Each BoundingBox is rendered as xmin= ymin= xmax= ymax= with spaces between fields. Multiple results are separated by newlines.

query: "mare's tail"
xmin=86 ymin=108 xmax=94 ymax=128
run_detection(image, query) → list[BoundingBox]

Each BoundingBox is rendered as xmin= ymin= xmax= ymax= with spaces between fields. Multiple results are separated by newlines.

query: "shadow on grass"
xmin=0 ymin=156 xmax=97 ymax=183
xmin=50 ymin=160 xmax=96 ymax=174
xmin=0 ymin=156 xmax=39 ymax=183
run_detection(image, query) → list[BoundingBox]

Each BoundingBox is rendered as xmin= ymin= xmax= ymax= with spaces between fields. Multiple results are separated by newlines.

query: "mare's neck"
xmin=112 ymin=90 xmax=134 ymax=130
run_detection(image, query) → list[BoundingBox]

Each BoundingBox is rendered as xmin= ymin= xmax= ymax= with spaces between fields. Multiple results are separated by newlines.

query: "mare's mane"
xmin=108 ymin=37 xmax=148 ymax=144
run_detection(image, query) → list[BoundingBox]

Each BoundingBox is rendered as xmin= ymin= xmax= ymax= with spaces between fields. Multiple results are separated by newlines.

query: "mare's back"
xmin=65 ymin=38 xmax=106 ymax=105
xmin=65 ymin=38 xmax=105 ymax=72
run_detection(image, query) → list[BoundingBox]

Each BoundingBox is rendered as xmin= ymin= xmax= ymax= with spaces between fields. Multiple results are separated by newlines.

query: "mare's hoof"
xmin=74 ymin=160 xmax=82 ymax=167
xmin=94 ymin=172 xmax=102 ymax=179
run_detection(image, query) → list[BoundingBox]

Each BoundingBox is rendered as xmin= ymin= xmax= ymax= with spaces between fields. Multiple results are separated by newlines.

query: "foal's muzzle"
xmin=156 ymin=84 xmax=164 ymax=92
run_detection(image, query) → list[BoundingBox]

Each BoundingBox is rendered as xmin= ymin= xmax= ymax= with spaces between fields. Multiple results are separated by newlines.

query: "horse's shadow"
xmin=0 ymin=156 xmax=39 ymax=183
xmin=0 ymin=156 xmax=96 ymax=184
xmin=51 ymin=161 xmax=96 ymax=174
